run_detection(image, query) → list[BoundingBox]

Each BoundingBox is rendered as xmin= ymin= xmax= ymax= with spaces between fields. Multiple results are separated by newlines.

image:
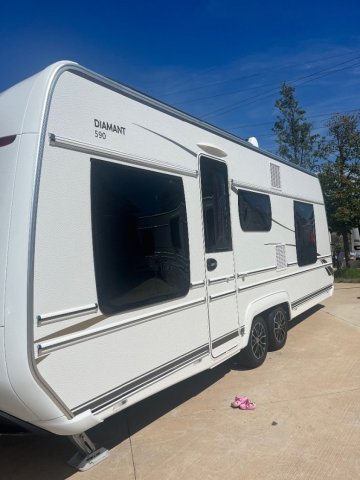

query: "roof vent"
xmin=247 ymin=137 xmax=259 ymax=148
xmin=197 ymin=143 xmax=227 ymax=158
xmin=270 ymin=163 xmax=281 ymax=189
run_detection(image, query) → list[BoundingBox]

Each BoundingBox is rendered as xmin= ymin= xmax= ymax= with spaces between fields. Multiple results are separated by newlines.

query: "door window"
xmin=200 ymin=157 xmax=232 ymax=253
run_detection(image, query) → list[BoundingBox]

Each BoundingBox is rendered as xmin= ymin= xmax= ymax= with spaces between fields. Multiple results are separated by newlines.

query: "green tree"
xmin=273 ymin=83 xmax=323 ymax=170
xmin=319 ymin=113 xmax=360 ymax=268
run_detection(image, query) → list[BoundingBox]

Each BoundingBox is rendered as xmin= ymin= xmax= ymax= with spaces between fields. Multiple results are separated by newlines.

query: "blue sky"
xmin=1 ymin=0 xmax=360 ymax=153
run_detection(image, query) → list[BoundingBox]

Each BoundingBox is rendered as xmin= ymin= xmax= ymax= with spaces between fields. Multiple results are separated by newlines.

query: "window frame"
xmin=237 ymin=189 xmax=272 ymax=232
xmin=90 ymin=158 xmax=191 ymax=316
xmin=293 ymin=200 xmax=317 ymax=267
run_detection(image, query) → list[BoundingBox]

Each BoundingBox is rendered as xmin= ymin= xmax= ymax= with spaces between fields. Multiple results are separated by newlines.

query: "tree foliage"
xmin=319 ymin=113 xmax=360 ymax=267
xmin=273 ymin=83 xmax=323 ymax=170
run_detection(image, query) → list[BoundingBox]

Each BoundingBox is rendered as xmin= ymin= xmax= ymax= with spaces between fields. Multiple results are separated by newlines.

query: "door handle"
xmin=207 ymin=258 xmax=218 ymax=271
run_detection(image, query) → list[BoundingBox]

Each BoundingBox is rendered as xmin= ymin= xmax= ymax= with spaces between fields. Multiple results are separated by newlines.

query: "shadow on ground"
xmin=288 ymin=304 xmax=324 ymax=330
xmin=0 ymin=361 xmax=231 ymax=479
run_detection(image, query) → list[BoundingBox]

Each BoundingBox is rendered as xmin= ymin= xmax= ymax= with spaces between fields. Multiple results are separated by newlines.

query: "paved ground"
xmin=1 ymin=283 xmax=359 ymax=479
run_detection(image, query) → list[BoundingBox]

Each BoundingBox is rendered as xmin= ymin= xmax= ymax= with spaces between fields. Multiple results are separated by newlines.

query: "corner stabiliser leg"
xmin=67 ymin=432 xmax=109 ymax=471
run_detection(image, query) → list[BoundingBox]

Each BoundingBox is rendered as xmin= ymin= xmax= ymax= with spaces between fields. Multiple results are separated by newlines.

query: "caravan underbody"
xmin=0 ymin=62 xmax=333 ymax=466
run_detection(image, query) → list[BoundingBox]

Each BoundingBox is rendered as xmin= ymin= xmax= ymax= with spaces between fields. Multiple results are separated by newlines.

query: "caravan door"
xmin=200 ymin=156 xmax=240 ymax=357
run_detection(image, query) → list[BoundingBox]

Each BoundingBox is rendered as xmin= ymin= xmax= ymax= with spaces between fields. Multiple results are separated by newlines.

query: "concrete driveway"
xmin=1 ymin=284 xmax=359 ymax=479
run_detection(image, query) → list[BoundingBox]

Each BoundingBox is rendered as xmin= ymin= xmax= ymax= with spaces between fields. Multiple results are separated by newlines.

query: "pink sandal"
xmin=231 ymin=396 xmax=247 ymax=408
xmin=231 ymin=396 xmax=256 ymax=410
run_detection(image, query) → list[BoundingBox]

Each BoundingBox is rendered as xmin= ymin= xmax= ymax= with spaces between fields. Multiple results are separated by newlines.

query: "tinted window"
xmin=200 ymin=157 xmax=232 ymax=253
xmin=91 ymin=159 xmax=190 ymax=315
xmin=238 ymin=190 xmax=272 ymax=232
xmin=294 ymin=201 xmax=317 ymax=266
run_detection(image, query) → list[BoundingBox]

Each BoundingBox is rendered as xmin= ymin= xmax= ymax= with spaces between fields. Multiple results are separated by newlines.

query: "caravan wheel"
xmin=239 ymin=316 xmax=268 ymax=369
xmin=267 ymin=307 xmax=288 ymax=351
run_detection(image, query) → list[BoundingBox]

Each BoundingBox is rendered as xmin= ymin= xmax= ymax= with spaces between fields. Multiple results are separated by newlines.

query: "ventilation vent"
xmin=275 ymin=244 xmax=287 ymax=271
xmin=270 ymin=163 xmax=281 ymax=189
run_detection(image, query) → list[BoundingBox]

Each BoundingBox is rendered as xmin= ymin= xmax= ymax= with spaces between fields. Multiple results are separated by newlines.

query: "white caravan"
xmin=0 ymin=61 xmax=333 ymax=468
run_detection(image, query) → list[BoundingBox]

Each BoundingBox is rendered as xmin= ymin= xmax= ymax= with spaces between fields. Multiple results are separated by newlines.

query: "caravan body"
xmin=0 ymin=62 xmax=333 ymax=436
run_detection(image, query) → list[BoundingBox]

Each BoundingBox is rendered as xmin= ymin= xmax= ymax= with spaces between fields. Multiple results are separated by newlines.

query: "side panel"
xmin=33 ymin=146 xmax=210 ymax=411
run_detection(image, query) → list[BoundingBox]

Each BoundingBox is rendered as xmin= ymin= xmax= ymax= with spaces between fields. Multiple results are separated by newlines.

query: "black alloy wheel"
xmin=267 ymin=307 xmax=288 ymax=351
xmin=239 ymin=316 xmax=268 ymax=369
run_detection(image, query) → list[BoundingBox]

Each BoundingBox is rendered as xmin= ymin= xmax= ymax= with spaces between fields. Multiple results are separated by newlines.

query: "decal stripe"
xmin=212 ymin=329 xmax=239 ymax=349
xmin=291 ymin=284 xmax=333 ymax=309
xmin=72 ymin=344 xmax=210 ymax=414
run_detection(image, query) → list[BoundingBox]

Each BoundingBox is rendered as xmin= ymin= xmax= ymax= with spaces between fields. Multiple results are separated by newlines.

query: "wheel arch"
xmin=243 ymin=291 xmax=291 ymax=346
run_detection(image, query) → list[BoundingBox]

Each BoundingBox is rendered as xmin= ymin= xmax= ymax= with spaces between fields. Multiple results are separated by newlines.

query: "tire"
xmin=239 ymin=316 xmax=268 ymax=369
xmin=267 ymin=307 xmax=288 ymax=351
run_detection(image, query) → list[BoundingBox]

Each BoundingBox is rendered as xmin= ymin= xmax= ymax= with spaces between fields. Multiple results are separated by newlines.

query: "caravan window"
xmin=294 ymin=201 xmax=317 ymax=266
xmin=238 ymin=190 xmax=272 ymax=232
xmin=200 ymin=157 xmax=232 ymax=252
xmin=91 ymin=159 xmax=190 ymax=315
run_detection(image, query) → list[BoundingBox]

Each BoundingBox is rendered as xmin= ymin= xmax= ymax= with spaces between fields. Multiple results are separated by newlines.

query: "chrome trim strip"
xmin=291 ymin=284 xmax=333 ymax=310
xmin=231 ymin=179 xmax=324 ymax=206
xmin=49 ymin=133 xmax=199 ymax=178
xmin=37 ymin=297 xmax=206 ymax=356
xmin=238 ymin=266 xmax=276 ymax=277
xmin=287 ymin=261 xmax=297 ymax=266
xmin=208 ymin=274 xmax=235 ymax=285
xmin=212 ymin=329 xmax=239 ymax=349
xmin=37 ymin=303 xmax=98 ymax=326
xmin=72 ymin=344 xmax=210 ymax=414
xmin=209 ymin=289 xmax=236 ymax=301
xmin=317 ymin=254 xmax=332 ymax=259
xmin=190 ymin=280 xmax=205 ymax=289
xmin=238 ymin=263 xmax=333 ymax=292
